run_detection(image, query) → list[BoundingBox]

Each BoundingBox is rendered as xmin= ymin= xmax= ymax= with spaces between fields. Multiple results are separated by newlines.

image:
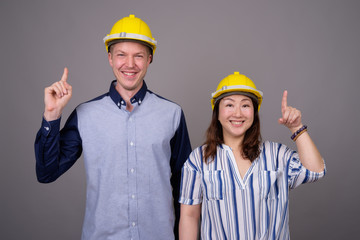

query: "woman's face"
xmin=218 ymin=94 xmax=255 ymax=143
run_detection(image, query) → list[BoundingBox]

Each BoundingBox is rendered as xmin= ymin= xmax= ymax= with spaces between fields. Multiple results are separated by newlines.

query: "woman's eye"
xmin=242 ymin=104 xmax=251 ymax=108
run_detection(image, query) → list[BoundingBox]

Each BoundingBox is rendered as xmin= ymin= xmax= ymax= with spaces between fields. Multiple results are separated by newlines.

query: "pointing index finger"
xmin=282 ymin=90 xmax=288 ymax=112
xmin=60 ymin=67 xmax=68 ymax=83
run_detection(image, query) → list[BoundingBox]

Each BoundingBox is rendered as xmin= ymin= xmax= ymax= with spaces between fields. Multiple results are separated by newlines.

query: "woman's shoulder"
xmin=187 ymin=144 xmax=222 ymax=164
xmin=182 ymin=145 xmax=206 ymax=171
xmin=186 ymin=145 xmax=207 ymax=162
xmin=191 ymin=145 xmax=206 ymax=153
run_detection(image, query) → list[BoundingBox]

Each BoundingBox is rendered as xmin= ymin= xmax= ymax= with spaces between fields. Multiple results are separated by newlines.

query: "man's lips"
xmin=122 ymin=71 xmax=136 ymax=76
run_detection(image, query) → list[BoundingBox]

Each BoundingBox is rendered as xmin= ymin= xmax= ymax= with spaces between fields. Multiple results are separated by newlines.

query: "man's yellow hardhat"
xmin=211 ymin=72 xmax=263 ymax=111
xmin=103 ymin=14 xmax=157 ymax=55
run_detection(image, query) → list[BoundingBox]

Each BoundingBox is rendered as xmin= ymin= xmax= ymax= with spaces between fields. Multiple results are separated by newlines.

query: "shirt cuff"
xmin=179 ymin=197 xmax=202 ymax=205
xmin=41 ymin=117 xmax=61 ymax=137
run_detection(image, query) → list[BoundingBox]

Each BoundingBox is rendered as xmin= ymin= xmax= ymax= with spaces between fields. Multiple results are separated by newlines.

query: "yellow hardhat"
xmin=211 ymin=72 xmax=263 ymax=111
xmin=103 ymin=14 xmax=157 ymax=54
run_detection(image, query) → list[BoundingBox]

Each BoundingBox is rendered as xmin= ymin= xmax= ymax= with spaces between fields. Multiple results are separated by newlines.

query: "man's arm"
xmin=170 ymin=110 xmax=192 ymax=239
xmin=34 ymin=68 xmax=82 ymax=183
xmin=34 ymin=111 xmax=82 ymax=183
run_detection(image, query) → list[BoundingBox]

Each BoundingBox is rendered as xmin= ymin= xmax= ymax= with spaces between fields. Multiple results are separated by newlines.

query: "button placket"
xmin=127 ymin=113 xmax=138 ymax=239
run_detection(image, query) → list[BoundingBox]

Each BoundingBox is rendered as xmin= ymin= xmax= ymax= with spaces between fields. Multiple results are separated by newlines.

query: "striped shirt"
xmin=179 ymin=141 xmax=325 ymax=239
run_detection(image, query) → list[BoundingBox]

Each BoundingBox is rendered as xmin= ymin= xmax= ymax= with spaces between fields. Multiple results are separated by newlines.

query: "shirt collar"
xmin=109 ymin=80 xmax=148 ymax=109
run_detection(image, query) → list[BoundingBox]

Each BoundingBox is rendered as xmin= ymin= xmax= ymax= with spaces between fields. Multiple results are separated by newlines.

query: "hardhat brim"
xmin=211 ymin=86 xmax=263 ymax=111
xmin=106 ymin=39 xmax=155 ymax=54
xmin=103 ymin=32 xmax=157 ymax=50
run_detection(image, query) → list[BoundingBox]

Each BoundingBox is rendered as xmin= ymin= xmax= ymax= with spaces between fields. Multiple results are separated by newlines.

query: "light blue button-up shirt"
xmin=35 ymin=80 xmax=192 ymax=240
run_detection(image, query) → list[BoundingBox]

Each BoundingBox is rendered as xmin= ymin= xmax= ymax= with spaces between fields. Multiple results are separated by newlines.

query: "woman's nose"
xmin=233 ymin=106 xmax=242 ymax=117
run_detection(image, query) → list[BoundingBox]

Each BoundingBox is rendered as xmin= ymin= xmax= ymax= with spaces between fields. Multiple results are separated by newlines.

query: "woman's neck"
xmin=223 ymin=135 xmax=244 ymax=152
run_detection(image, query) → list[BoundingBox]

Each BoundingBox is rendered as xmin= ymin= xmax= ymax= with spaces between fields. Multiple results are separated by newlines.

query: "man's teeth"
xmin=124 ymin=72 xmax=135 ymax=76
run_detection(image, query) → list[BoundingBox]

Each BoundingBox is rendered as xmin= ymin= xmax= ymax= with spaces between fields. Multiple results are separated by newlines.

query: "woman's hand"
xmin=278 ymin=90 xmax=324 ymax=172
xmin=278 ymin=90 xmax=302 ymax=133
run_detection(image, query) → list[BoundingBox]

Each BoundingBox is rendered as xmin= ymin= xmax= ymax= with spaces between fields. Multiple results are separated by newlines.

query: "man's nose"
xmin=125 ymin=56 xmax=135 ymax=67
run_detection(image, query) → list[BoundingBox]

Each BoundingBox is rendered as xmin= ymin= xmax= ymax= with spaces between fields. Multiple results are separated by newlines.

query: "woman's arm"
xmin=179 ymin=204 xmax=201 ymax=240
xmin=278 ymin=90 xmax=324 ymax=173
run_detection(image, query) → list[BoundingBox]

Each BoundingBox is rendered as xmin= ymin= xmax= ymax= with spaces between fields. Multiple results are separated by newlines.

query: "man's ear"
xmin=108 ymin=52 xmax=113 ymax=67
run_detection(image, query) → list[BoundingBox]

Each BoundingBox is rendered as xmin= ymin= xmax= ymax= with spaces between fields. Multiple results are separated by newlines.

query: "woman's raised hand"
xmin=278 ymin=90 xmax=303 ymax=133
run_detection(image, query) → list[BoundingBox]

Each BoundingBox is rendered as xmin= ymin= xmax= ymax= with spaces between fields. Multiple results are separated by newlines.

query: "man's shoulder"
xmin=74 ymin=92 xmax=111 ymax=115
xmin=80 ymin=92 xmax=109 ymax=106
xmin=146 ymin=90 xmax=182 ymax=110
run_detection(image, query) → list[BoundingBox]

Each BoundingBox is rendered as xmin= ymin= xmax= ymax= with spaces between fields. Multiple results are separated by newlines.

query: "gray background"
xmin=1 ymin=0 xmax=359 ymax=239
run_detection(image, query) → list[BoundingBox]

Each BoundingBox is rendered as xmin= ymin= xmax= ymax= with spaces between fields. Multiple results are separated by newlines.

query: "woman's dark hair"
xmin=203 ymin=96 xmax=262 ymax=163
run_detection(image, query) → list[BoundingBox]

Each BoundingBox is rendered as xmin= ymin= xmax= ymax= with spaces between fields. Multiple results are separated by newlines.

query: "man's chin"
xmin=116 ymin=81 xmax=143 ymax=92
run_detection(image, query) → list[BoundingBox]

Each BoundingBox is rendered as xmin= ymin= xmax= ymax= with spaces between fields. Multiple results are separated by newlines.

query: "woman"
xmin=179 ymin=72 xmax=325 ymax=239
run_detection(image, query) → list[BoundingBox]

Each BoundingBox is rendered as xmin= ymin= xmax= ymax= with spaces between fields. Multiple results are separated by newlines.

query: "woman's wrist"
xmin=291 ymin=125 xmax=307 ymax=141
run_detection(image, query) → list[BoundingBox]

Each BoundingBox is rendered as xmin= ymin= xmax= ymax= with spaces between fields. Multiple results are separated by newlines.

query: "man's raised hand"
xmin=44 ymin=67 xmax=72 ymax=121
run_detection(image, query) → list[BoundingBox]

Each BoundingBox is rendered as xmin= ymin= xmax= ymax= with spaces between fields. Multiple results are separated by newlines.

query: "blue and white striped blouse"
xmin=179 ymin=141 xmax=325 ymax=239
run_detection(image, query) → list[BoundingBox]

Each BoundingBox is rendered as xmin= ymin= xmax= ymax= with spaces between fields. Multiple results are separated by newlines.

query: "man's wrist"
xmin=43 ymin=111 xmax=61 ymax=121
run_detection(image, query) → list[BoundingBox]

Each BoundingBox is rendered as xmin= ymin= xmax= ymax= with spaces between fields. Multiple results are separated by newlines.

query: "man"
xmin=35 ymin=14 xmax=192 ymax=240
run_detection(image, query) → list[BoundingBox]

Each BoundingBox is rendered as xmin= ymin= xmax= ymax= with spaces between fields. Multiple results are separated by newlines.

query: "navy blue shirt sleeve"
xmin=34 ymin=110 xmax=82 ymax=183
xmin=169 ymin=110 xmax=192 ymax=239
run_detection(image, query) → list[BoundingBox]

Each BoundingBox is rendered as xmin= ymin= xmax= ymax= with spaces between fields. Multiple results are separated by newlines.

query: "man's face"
xmin=108 ymin=41 xmax=152 ymax=94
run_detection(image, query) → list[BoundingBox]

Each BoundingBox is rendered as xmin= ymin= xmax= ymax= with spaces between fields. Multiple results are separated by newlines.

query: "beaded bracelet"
xmin=291 ymin=125 xmax=307 ymax=141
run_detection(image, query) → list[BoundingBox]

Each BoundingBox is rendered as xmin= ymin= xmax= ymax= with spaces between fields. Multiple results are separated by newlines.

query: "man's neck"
xmin=115 ymin=81 xmax=143 ymax=112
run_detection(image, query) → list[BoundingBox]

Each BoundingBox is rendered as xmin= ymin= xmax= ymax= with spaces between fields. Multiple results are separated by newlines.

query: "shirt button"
xmin=121 ymin=100 xmax=125 ymax=105
xmin=132 ymin=222 xmax=136 ymax=227
xmin=117 ymin=102 xmax=120 ymax=107
xmin=130 ymin=168 xmax=135 ymax=173
xmin=130 ymin=141 xmax=134 ymax=146
xmin=131 ymin=194 xmax=135 ymax=199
